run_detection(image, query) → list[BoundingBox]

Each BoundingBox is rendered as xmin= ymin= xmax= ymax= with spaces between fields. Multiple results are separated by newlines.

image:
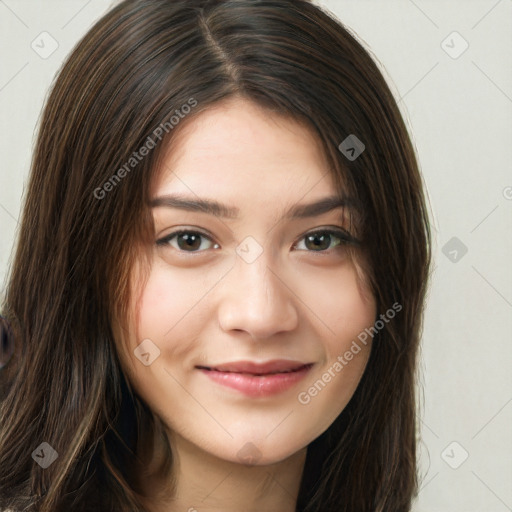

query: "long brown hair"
xmin=0 ymin=0 xmax=431 ymax=510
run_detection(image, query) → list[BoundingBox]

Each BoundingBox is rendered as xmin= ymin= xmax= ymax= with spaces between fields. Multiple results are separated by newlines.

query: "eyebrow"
xmin=150 ymin=194 xmax=354 ymax=220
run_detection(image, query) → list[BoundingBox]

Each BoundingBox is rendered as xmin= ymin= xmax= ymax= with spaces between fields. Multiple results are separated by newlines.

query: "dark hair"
xmin=0 ymin=0 xmax=431 ymax=511
xmin=0 ymin=315 xmax=15 ymax=373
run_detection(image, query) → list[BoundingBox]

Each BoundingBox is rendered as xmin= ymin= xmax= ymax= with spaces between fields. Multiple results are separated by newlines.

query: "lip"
xmin=196 ymin=360 xmax=314 ymax=397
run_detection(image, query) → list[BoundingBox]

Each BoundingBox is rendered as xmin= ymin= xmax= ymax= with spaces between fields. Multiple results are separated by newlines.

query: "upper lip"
xmin=196 ymin=360 xmax=312 ymax=375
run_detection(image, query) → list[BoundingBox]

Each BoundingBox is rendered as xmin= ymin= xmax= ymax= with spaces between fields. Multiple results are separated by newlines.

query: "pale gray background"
xmin=1 ymin=1 xmax=511 ymax=511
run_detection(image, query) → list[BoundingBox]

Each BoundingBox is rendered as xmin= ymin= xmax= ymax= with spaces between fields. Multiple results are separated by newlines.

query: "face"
xmin=118 ymin=96 xmax=376 ymax=466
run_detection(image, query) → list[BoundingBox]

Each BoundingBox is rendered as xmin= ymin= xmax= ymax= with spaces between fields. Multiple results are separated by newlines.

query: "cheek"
xmin=119 ymin=261 xmax=199 ymax=379
xmin=124 ymin=257 xmax=232 ymax=381
xmin=135 ymin=259 xmax=211 ymax=340
xmin=118 ymin=262 xmax=210 ymax=416
xmin=293 ymin=262 xmax=376 ymax=429
xmin=293 ymin=260 xmax=376 ymax=349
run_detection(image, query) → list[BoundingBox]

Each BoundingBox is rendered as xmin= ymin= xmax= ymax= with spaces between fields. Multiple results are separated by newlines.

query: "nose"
xmin=217 ymin=251 xmax=299 ymax=340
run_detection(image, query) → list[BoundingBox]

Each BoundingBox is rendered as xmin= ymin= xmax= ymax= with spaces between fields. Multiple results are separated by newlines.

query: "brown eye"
xmin=294 ymin=229 xmax=355 ymax=252
xmin=157 ymin=230 xmax=219 ymax=252
xmin=304 ymin=233 xmax=337 ymax=251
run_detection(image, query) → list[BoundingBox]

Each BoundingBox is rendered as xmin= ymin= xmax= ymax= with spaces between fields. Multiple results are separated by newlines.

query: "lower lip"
xmin=198 ymin=365 xmax=313 ymax=397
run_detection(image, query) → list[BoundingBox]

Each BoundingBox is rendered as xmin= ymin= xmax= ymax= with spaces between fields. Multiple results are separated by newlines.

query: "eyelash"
xmin=156 ymin=227 xmax=358 ymax=255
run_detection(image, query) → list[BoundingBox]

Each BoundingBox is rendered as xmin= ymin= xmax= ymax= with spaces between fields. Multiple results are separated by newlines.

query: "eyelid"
xmin=156 ymin=225 xmax=359 ymax=253
xmin=156 ymin=227 xmax=217 ymax=250
xmin=297 ymin=226 xmax=358 ymax=244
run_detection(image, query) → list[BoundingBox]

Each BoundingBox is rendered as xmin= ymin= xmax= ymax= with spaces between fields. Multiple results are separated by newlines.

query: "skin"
xmin=117 ymin=96 xmax=377 ymax=512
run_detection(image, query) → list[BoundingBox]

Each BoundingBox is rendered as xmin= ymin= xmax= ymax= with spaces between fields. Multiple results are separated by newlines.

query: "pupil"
xmin=179 ymin=233 xmax=201 ymax=251
xmin=306 ymin=234 xmax=330 ymax=251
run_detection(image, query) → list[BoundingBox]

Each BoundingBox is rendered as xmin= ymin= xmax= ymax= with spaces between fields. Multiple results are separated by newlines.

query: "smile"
xmin=196 ymin=360 xmax=314 ymax=397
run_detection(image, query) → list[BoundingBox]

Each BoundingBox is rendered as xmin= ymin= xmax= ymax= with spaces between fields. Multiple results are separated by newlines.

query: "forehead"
xmin=152 ymin=96 xmax=337 ymax=202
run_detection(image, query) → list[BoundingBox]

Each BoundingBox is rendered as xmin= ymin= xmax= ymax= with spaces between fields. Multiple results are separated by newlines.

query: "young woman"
xmin=0 ymin=0 xmax=431 ymax=511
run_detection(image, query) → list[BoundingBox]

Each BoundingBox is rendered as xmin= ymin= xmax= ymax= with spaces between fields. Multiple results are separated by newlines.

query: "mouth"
xmin=196 ymin=360 xmax=314 ymax=397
